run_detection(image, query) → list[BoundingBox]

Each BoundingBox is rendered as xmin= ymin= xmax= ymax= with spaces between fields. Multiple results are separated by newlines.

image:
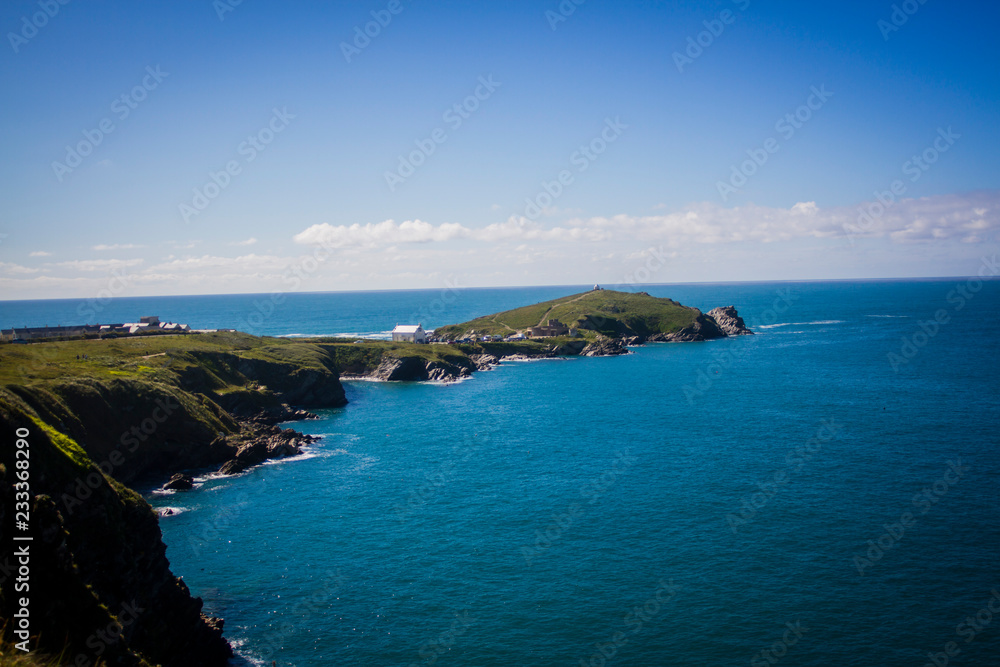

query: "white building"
xmin=391 ymin=324 xmax=427 ymax=343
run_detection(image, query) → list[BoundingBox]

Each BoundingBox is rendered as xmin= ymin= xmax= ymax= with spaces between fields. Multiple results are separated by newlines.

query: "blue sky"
xmin=1 ymin=0 xmax=998 ymax=299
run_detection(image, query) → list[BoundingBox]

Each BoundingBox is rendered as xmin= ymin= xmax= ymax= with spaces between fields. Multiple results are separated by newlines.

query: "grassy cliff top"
xmin=433 ymin=289 xmax=701 ymax=339
xmin=0 ymin=331 xmax=495 ymax=388
xmin=0 ymin=331 xmax=322 ymax=386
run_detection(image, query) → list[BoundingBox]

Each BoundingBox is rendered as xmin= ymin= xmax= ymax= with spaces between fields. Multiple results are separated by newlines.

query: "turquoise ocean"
xmin=2 ymin=279 xmax=998 ymax=666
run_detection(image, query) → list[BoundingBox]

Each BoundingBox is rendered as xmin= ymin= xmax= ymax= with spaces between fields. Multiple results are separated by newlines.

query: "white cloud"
xmin=2 ymin=192 xmax=995 ymax=300
xmin=146 ymin=254 xmax=290 ymax=273
xmin=293 ymin=219 xmax=470 ymax=248
xmin=0 ymin=262 xmax=40 ymax=275
xmin=28 ymin=251 xmax=52 ymax=257
xmin=54 ymin=258 xmax=144 ymax=272
xmin=232 ymin=237 xmax=258 ymax=246
xmin=791 ymin=201 xmax=819 ymax=215
xmin=293 ymin=217 xmax=611 ymax=248
xmin=295 ymin=192 xmax=998 ymax=251
xmin=92 ymin=243 xmax=145 ymax=251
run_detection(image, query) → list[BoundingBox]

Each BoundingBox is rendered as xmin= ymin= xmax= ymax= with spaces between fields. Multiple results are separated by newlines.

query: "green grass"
xmin=434 ymin=289 xmax=700 ymax=339
xmin=0 ymin=332 xmax=344 ymax=386
xmin=0 ymin=332 xmax=496 ymax=390
xmin=30 ymin=416 xmax=92 ymax=472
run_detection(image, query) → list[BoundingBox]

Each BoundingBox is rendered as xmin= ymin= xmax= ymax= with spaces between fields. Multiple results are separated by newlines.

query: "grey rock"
xmin=706 ymin=306 xmax=754 ymax=336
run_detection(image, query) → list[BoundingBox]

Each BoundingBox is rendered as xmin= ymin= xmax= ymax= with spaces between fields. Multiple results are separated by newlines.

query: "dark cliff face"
xmin=1 ymin=346 xmax=349 ymax=487
xmin=179 ymin=351 xmax=348 ymax=409
xmin=0 ymin=391 xmax=232 ymax=666
xmin=8 ymin=378 xmax=237 ymax=486
xmin=369 ymin=355 xmax=477 ymax=382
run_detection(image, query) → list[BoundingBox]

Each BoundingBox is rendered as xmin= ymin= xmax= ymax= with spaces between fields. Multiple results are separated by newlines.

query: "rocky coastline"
xmin=0 ymin=302 xmax=753 ymax=664
xmin=344 ymin=304 xmax=753 ymax=383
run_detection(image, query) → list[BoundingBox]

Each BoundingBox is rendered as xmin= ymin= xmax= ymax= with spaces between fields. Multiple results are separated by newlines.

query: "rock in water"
xmin=163 ymin=473 xmax=195 ymax=490
xmin=706 ymin=306 xmax=754 ymax=336
xmin=580 ymin=337 xmax=628 ymax=356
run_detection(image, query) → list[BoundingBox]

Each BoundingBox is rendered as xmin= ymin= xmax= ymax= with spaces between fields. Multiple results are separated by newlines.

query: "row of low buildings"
xmin=0 ymin=315 xmax=191 ymax=342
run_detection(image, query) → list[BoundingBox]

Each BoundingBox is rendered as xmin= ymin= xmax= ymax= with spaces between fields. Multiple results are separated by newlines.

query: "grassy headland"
xmin=433 ymin=289 xmax=701 ymax=340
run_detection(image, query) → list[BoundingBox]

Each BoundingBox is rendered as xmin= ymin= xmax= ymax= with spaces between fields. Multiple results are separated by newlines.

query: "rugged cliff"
xmin=0 ymin=390 xmax=231 ymax=666
xmin=0 ymin=333 xmax=349 ymax=664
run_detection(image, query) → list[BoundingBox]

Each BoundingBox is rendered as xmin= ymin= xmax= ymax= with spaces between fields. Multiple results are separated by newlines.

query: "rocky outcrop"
xmin=370 ymin=355 xmax=476 ymax=382
xmin=644 ymin=307 xmax=754 ymax=342
xmin=647 ymin=312 xmax=726 ymax=342
xmin=163 ymin=473 xmax=194 ymax=490
xmin=217 ymin=425 xmax=315 ymax=476
xmin=470 ymin=353 xmax=500 ymax=370
xmin=580 ymin=337 xmax=629 ymax=357
xmin=706 ymin=306 xmax=754 ymax=336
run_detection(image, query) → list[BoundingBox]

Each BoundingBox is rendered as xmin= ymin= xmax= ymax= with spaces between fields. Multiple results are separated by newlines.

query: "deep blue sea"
xmin=3 ymin=280 xmax=999 ymax=666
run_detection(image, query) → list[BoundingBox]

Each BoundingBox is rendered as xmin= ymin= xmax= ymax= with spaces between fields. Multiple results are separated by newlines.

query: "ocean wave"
xmin=756 ymin=320 xmax=844 ymax=329
xmin=156 ymin=506 xmax=188 ymax=517
xmin=260 ymin=448 xmax=326 ymax=466
xmin=865 ymin=314 xmax=910 ymax=318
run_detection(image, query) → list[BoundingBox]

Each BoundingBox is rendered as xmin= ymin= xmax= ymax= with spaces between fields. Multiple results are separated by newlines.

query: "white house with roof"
xmin=391 ymin=324 xmax=427 ymax=343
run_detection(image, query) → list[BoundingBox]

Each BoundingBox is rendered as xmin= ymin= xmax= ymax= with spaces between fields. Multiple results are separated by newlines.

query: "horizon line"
xmin=1 ymin=274 xmax=997 ymax=304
